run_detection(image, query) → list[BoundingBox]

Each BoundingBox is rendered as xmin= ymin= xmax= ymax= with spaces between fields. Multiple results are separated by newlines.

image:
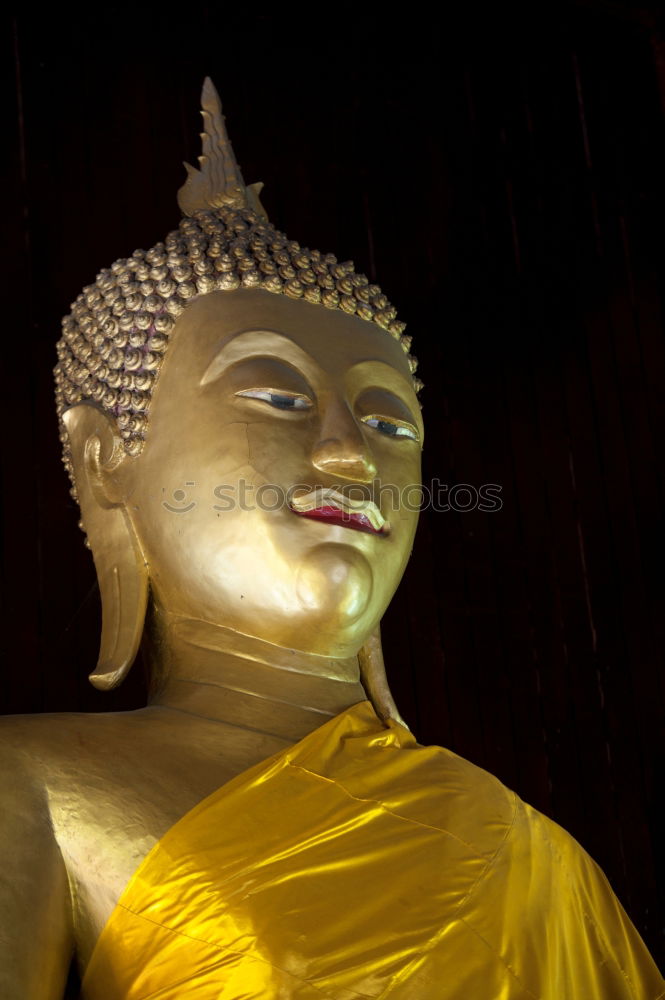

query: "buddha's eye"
xmin=362 ymin=416 xmax=419 ymax=442
xmin=236 ymin=388 xmax=312 ymax=411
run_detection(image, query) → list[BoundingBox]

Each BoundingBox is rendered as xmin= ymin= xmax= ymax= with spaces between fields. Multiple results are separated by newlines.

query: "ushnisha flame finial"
xmin=177 ymin=77 xmax=267 ymax=220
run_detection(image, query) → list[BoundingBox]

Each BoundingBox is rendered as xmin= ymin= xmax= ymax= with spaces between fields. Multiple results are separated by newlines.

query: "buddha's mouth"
xmin=289 ymin=488 xmax=390 ymax=536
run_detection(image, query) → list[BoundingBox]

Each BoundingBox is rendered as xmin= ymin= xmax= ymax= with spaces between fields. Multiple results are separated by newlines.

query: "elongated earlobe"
xmin=62 ymin=404 xmax=149 ymax=690
xmin=358 ymin=624 xmax=409 ymax=729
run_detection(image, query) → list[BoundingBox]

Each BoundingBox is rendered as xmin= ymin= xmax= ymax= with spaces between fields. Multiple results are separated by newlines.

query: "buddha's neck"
xmin=146 ymin=609 xmax=367 ymax=742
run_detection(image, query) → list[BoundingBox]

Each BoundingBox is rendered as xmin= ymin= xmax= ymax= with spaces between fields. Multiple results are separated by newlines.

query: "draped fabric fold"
xmin=81 ymin=701 xmax=663 ymax=999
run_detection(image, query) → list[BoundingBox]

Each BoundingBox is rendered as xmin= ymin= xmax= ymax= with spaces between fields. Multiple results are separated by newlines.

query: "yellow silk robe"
xmin=82 ymin=701 xmax=663 ymax=999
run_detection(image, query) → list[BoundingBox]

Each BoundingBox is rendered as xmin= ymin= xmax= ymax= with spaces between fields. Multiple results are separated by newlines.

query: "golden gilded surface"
xmin=0 ymin=80 xmax=662 ymax=999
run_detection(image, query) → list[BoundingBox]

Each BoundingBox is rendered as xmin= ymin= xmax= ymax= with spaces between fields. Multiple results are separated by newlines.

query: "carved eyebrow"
xmin=200 ymin=329 xmax=318 ymax=386
xmin=346 ymin=359 xmax=416 ymax=399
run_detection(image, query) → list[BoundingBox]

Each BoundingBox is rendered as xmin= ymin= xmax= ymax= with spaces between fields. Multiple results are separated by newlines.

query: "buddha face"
xmin=118 ymin=288 xmax=423 ymax=658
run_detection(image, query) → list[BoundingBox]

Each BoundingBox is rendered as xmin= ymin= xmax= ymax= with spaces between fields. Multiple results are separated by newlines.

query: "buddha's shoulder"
xmin=1 ymin=705 xmax=130 ymax=747
xmin=408 ymin=745 xmax=664 ymax=994
xmin=402 ymin=737 xmax=592 ymax=869
xmin=376 ymin=737 xmax=519 ymax=856
xmin=0 ymin=707 xmax=154 ymax=788
xmin=402 ymin=743 xmax=626 ymax=923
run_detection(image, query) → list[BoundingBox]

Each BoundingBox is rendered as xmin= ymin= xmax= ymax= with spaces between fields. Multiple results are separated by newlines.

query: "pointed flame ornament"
xmin=178 ymin=78 xmax=267 ymax=220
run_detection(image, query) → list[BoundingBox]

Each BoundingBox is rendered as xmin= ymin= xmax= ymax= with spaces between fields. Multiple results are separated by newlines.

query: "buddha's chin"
xmin=294 ymin=543 xmax=373 ymax=634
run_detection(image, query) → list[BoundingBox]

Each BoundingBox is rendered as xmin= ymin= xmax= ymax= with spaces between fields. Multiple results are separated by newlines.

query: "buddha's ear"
xmin=62 ymin=402 xmax=149 ymax=691
xmin=358 ymin=623 xmax=410 ymax=729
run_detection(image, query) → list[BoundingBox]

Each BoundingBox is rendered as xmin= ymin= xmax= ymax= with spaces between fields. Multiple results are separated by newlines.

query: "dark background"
xmin=3 ymin=1 xmax=665 ymax=974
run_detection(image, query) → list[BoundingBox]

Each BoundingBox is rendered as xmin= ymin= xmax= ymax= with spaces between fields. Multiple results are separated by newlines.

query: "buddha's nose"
xmin=311 ymin=397 xmax=377 ymax=484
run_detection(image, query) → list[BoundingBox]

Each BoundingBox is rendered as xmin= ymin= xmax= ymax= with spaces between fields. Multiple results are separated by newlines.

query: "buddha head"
xmin=55 ymin=80 xmax=423 ymax=719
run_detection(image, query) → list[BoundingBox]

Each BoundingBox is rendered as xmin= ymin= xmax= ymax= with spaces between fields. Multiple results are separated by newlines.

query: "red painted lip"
xmin=292 ymin=505 xmax=386 ymax=535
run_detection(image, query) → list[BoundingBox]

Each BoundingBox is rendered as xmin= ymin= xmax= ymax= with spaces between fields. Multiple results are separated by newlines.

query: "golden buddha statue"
xmin=0 ymin=80 xmax=662 ymax=999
